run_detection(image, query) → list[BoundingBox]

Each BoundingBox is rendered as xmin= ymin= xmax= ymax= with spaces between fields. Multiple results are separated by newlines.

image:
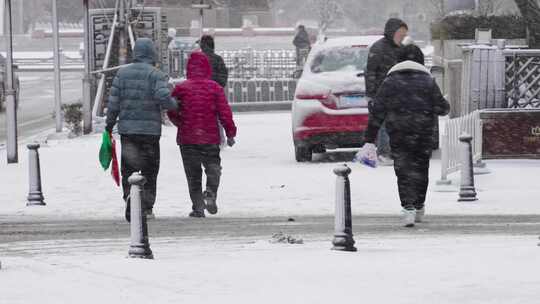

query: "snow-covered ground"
xmin=1 ymin=112 xmax=539 ymax=220
xmin=1 ymin=112 xmax=540 ymax=303
xmin=1 ymin=235 xmax=539 ymax=304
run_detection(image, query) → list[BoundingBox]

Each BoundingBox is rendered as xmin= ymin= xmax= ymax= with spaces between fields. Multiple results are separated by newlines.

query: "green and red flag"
xmin=99 ymin=131 xmax=120 ymax=186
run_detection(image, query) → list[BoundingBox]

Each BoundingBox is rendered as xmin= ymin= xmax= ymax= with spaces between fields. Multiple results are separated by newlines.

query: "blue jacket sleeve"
xmin=152 ymin=70 xmax=178 ymax=111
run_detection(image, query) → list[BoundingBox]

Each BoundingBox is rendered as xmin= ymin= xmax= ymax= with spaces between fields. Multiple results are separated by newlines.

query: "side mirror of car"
xmin=356 ymin=71 xmax=365 ymax=77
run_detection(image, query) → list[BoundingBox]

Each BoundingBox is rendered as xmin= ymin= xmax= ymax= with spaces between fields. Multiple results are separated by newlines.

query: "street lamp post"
xmin=52 ymin=0 xmax=63 ymax=132
xmin=191 ymin=0 xmax=211 ymax=38
xmin=118 ymin=0 xmax=128 ymax=66
xmin=5 ymin=0 xmax=18 ymax=164
xmin=82 ymin=0 xmax=92 ymax=134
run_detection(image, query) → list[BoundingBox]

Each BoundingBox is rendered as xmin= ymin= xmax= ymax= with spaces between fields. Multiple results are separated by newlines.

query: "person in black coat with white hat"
xmin=361 ymin=44 xmax=450 ymax=227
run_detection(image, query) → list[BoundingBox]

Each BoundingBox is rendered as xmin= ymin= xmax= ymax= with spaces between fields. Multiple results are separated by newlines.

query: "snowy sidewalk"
xmin=1 ymin=112 xmax=540 ymax=303
xmin=1 ymin=112 xmax=540 ymax=220
xmin=1 ymin=235 xmax=539 ymax=304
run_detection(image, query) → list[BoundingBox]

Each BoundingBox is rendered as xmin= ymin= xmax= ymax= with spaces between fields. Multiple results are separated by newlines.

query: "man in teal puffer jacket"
xmin=106 ymin=38 xmax=178 ymax=222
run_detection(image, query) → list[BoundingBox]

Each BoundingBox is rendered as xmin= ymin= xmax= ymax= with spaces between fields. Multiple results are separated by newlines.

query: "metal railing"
xmin=504 ymin=49 xmax=540 ymax=109
xmin=169 ymin=48 xmax=298 ymax=79
xmin=438 ymin=110 xmax=483 ymax=184
xmin=225 ymin=78 xmax=297 ymax=103
xmin=170 ymin=77 xmax=297 ymax=103
xmin=5 ymin=51 xmax=84 ymax=72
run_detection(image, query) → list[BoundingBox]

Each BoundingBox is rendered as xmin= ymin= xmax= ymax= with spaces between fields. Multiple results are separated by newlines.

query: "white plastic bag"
xmin=354 ymin=143 xmax=378 ymax=168
xmin=218 ymin=122 xmax=227 ymax=149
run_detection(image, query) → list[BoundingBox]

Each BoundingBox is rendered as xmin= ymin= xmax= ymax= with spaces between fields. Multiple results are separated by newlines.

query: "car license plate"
xmin=338 ymin=95 xmax=367 ymax=108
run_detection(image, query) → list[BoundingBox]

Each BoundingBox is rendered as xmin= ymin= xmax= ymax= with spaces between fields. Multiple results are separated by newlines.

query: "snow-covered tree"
xmin=428 ymin=0 xmax=506 ymax=19
xmin=309 ymin=0 xmax=344 ymax=34
xmin=476 ymin=0 xmax=506 ymax=16
xmin=514 ymin=0 xmax=540 ymax=48
xmin=428 ymin=0 xmax=447 ymax=20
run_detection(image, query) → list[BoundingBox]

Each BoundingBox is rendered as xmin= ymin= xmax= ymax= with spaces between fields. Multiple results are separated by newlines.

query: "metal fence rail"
xmin=225 ymin=78 xmax=297 ymax=103
xmin=438 ymin=110 xmax=483 ymax=184
xmin=504 ymin=49 xmax=540 ymax=109
xmin=169 ymin=48 xmax=297 ymax=79
xmin=4 ymin=51 xmax=84 ymax=71
xmin=170 ymin=77 xmax=297 ymax=103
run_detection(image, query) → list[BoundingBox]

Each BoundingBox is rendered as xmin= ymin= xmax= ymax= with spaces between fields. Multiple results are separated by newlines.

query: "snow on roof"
xmin=313 ymin=35 xmax=383 ymax=51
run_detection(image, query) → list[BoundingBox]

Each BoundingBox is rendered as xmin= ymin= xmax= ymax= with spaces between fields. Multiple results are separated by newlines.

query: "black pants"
xmin=121 ymin=134 xmax=160 ymax=211
xmin=391 ymin=135 xmax=432 ymax=210
xmin=180 ymin=145 xmax=222 ymax=211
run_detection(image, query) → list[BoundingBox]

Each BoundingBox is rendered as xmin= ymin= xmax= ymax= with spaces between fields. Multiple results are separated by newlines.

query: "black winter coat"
xmin=364 ymin=61 xmax=450 ymax=152
xmin=201 ymin=45 xmax=229 ymax=88
xmin=293 ymin=29 xmax=311 ymax=50
xmin=365 ymin=18 xmax=407 ymax=98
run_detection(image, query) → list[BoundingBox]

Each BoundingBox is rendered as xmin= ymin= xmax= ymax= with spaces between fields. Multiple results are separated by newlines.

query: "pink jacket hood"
xmin=187 ymin=51 xmax=213 ymax=80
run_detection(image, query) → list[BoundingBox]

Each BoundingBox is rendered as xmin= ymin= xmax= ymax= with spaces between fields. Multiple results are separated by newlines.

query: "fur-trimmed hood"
xmin=387 ymin=60 xmax=430 ymax=75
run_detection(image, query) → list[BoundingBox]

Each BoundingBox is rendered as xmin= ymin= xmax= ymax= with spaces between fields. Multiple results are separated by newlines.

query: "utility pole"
xmin=192 ymin=0 xmax=212 ymax=38
xmin=82 ymin=0 xmax=92 ymax=134
xmin=5 ymin=0 xmax=18 ymax=164
xmin=199 ymin=0 xmax=204 ymax=38
xmin=17 ymin=0 xmax=22 ymax=34
xmin=118 ymin=0 xmax=128 ymax=66
xmin=52 ymin=0 xmax=63 ymax=132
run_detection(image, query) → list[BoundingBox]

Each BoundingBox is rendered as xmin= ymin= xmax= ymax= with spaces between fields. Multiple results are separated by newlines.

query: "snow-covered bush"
xmin=62 ymin=102 xmax=83 ymax=137
xmin=431 ymin=14 xmax=526 ymax=40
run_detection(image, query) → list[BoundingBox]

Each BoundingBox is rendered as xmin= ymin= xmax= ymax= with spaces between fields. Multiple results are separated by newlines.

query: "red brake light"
xmin=296 ymin=94 xmax=329 ymax=100
xmin=296 ymin=92 xmax=338 ymax=109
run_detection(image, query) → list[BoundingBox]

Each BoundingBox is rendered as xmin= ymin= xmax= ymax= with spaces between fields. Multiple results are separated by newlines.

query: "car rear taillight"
xmin=296 ymin=94 xmax=329 ymax=100
xmin=296 ymin=93 xmax=337 ymax=109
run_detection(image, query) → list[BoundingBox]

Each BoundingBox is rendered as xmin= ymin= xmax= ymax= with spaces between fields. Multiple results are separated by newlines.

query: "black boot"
xmin=189 ymin=210 xmax=205 ymax=218
xmin=204 ymin=190 xmax=218 ymax=215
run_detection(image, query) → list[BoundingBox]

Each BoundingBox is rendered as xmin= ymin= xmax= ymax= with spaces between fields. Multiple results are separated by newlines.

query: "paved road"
xmin=1 ymin=215 xmax=539 ymax=245
xmin=0 ymin=72 xmax=82 ymax=143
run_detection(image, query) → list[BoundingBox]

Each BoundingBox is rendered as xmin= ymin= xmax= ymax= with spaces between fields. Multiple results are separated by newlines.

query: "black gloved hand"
xmin=105 ymin=125 xmax=114 ymax=133
xmin=227 ymin=137 xmax=235 ymax=147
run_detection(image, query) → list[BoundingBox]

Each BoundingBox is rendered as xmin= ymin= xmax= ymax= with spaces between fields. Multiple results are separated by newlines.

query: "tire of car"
xmin=295 ymin=145 xmax=313 ymax=162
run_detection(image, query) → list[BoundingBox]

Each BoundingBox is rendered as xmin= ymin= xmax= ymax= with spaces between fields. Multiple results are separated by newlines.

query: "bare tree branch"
xmin=515 ymin=0 xmax=540 ymax=48
xmin=309 ymin=0 xmax=344 ymax=33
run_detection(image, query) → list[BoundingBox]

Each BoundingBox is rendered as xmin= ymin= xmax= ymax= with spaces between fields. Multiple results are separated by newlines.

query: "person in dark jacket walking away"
xmin=366 ymin=18 xmax=408 ymax=165
xmin=200 ymin=35 xmax=229 ymax=145
xmin=293 ymin=25 xmax=311 ymax=67
xmin=361 ymin=44 xmax=450 ymax=227
xmin=106 ymin=38 xmax=179 ymax=222
xmin=168 ymin=52 xmax=237 ymax=218
xmin=199 ymin=35 xmax=228 ymax=88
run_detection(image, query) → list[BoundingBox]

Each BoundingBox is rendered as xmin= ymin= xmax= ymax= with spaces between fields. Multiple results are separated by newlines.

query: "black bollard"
xmin=27 ymin=143 xmax=46 ymax=206
xmin=332 ymin=164 xmax=357 ymax=252
xmin=458 ymin=133 xmax=478 ymax=202
xmin=128 ymin=172 xmax=154 ymax=259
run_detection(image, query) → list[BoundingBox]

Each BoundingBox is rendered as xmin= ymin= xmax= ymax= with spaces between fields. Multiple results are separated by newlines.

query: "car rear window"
xmin=310 ymin=46 xmax=369 ymax=74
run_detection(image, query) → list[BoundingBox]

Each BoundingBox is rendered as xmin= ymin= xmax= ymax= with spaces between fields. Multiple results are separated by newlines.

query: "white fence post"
xmin=436 ymin=110 xmax=488 ymax=189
